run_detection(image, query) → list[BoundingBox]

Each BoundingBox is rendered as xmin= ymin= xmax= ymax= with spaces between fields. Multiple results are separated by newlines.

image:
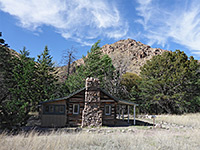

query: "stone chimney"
xmin=81 ymin=77 xmax=102 ymax=127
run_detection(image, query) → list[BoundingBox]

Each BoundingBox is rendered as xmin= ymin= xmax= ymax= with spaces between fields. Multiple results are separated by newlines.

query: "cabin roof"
xmin=40 ymin=87 xmax=138 ymax=106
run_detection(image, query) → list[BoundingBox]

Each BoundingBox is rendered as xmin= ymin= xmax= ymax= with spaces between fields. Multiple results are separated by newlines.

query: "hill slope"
xmin=101 ymin=39 xmax=167 ymax=75
xmin=57 ymin=39 xmax=167 ymax=80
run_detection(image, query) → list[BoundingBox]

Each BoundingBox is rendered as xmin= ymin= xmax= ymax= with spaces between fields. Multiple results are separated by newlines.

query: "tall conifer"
xmin=65 ymin=40 xmax=116 ymax=93
xmin=36 ymin=46 xmax=58 ymax=101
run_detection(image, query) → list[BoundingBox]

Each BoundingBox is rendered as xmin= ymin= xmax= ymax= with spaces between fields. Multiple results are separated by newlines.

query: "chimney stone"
xmin=81 ymin=77 xmax=102 ymax=127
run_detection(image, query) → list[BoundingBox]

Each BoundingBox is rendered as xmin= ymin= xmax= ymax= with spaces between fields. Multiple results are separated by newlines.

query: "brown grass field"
xmin=0 ymin=113 xmax=200 ymax=150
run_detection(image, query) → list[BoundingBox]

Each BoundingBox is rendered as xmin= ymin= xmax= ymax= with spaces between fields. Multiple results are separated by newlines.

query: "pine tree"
xmin=0 ymin=42 xmax=10 ymax=102
xmin=0 ymin=33 xmax=13 ymax=128
xmin=139 ymin=50 xmax=200 ymax=114
xmin=1 ymin=47 xmax=37 ymax=127
xmin=0 ymin=32 xmax=8 ymax=47
xmin=65 ymin=40 xmax=116 ymax=93
xmin=36 ymin=46 xmax=58 ymax=101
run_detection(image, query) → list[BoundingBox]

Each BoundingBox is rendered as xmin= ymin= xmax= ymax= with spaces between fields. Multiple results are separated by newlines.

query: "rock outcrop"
xmin=101 ymin=39 xmax=166 ymax=75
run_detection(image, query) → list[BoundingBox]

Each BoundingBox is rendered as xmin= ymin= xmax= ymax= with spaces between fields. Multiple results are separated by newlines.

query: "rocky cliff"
xmin=101 ymin=39 xmax=166 ymax=75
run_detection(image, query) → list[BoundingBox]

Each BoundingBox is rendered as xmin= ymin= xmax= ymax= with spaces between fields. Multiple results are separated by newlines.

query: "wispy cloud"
xmin=0 ymin=0 xmax=128 ymax=46
xmin=136 ymin=0 xmax=200 ymax=56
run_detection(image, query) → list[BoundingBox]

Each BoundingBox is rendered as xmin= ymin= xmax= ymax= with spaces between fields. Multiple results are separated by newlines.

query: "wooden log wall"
xmin=67 ymin=90 xmax=85 ymax=127
xmin=100 ymin=92 xmax=116 ymax=126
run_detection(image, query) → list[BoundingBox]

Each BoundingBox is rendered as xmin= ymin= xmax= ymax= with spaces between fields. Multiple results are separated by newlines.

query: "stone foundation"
xmin=81 ymin=77 xmax=102 ymax=127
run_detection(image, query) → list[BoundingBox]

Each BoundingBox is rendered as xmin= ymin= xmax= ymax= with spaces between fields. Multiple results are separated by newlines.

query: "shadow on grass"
xmin=106 ymin=119 xmax=154 ymax=127
xmin=0 ymin=119 xmax=153 ymax=135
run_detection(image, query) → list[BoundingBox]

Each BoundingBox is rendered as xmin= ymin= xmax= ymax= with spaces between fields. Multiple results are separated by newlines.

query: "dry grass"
xmin=1 ymin=113 xmax=200 ymax=150
xmin=155 ymin=113 xmax=200 ymax=128
xmin=1 ymin=128 xmax=200 ymax=150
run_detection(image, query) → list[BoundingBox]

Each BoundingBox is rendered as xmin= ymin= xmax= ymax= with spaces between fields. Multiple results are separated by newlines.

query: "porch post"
xmin=122 ymin=105 xmax=124 ymax=121
xmin=128 ymin=105 xmax=130 ymax=124
xmin=133 ymin=105 xmax=136 ymax=125
xmin=118 ymin=105 xmax=121 ymax=119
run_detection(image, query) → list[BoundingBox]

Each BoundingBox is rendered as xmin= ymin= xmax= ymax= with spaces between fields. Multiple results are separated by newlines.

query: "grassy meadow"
xmin=0 ymin=113 xmax=200 ymax=150
xmin=155 ymin=113 xmax=200 ymax=128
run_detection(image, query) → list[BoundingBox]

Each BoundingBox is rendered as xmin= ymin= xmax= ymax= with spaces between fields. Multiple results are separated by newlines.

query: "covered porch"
xmin=116 ymin=100 xmax=138 ymax=125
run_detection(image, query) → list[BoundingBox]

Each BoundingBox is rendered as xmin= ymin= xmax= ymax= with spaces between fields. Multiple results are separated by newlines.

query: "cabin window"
xmin=55 ymin=105 xmax=65 ymax=114
xmin=49 ymin=105 xmax=54 ymax=113
xmin=59 ymin=105 xmax=65 ymax=113
xmin=43 ymin=105 xmax=65 ymax=115
xmin=45 ymin=105 xmax=49 ymax=113
xmin=105 ymin=105 xmax=111 ymax=115
xmin=73 ymin=104 xmax=79 ymax=114
xmin=55 ymin=105 xmax=59 ymax=113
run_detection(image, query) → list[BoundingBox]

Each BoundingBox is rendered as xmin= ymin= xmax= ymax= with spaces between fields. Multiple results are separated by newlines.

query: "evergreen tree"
xmin=65 ymin=64 xmax=86 ymax=92
xmin=0 ymin=32 xmax=4 ymax=44
xmin=65 ymin=40 xmax=116 ymax=93
xmin=1 ymin=47 xmax=37 ymax=127
xmin=0 ymin=36 xmax=10 ymax=102
xmin=36 ymin=46 xmax=58 ymax=101
xmin=139 ymin=50 xmax=200 ymax=114
xmin=0 ymin=32 xmax=8 ymax=47
xmin=0 ymin=33 xmax=13 ymax=128
xmin=0 ymin=45 xmax=9 ymax=107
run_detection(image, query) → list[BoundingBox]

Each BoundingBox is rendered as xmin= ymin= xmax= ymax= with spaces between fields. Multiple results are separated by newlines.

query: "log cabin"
xmin=40 ymin=77 xmax=138 ymax=127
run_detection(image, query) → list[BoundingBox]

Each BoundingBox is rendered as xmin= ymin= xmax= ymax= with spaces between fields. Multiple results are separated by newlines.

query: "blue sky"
xmin=0 ymin=0 xmax=200 ymax=65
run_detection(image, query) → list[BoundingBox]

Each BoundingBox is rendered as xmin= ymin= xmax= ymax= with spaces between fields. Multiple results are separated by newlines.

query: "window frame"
xmin=105 ymin=104 xmax=111 ymax=116
xmin=43 ymin=104 xmax=65 ymax=115
xmin=73 ymin=104 xmax=80 ymax=115
xmin=55 ymin=105 xmax=65 ymax=114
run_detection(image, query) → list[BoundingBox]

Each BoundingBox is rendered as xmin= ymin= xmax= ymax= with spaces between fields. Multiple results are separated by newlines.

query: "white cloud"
xmin=0 ymin=0 xmax=128 ymax=45
xmin=0 ymin=0 xmax=67 ymax=29
xmin=136 ymin=0 xmax=200 ymax=56
xmin=136 ymin=0 xmax=153 ymax=29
